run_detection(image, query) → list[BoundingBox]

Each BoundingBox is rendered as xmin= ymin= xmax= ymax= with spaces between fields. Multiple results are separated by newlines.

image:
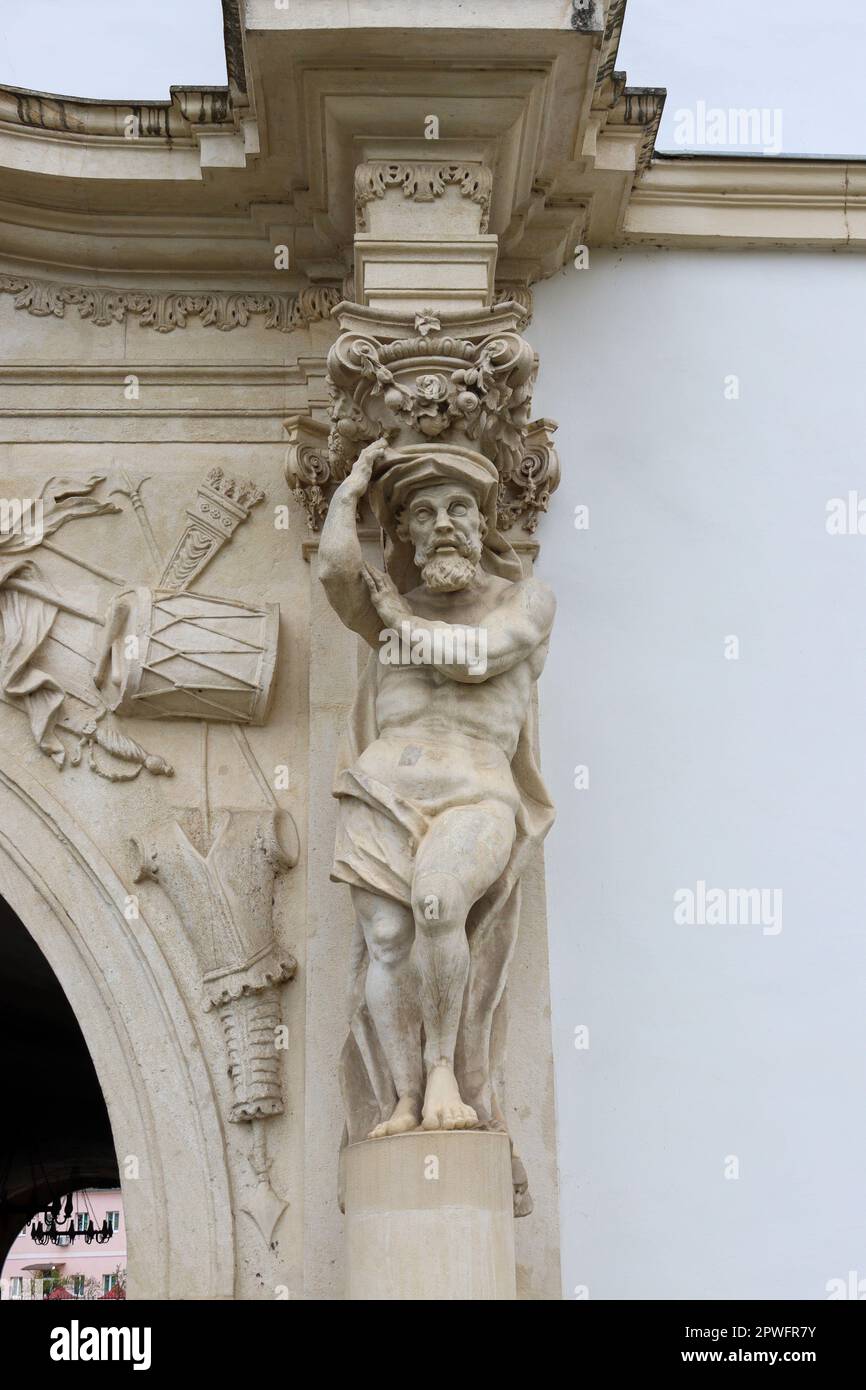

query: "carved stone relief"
xmin=354 ymin=161 xmax=493 ymax=232
xmin=0 ymin=456 xmax=299 ymax=1254
xmin=131 ymin=806 xmax=300 ymax=1243
xmin=0 ymin=475 xmax=171 ymax=779
xmin=496 ymin=416 xmax=561 ymax=534
xmin=0 ymin=276 xmax=340 ymax=334
xmin=285 ymin=302 xmax=559 ymax=534
xmin=313 ymin=292 xmax=559 ymax=1216
xmin=282 ymin=414 xmax=333 ymax=531
xmin=0 ymin=468 xmax=279 ymax=774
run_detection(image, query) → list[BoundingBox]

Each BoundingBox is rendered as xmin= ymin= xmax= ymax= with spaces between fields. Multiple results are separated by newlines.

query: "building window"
xmin=102 ymin=1273 xmax=117 ymax=1293
xmin=106 ymin=1210 xmax=120 ymax=1232
xmin=75 ymin=1213 xmax=89 ymax=1232
xmin=55 ymin=1234 xmax=70 ymax=1247
xmin=9 ymin=1277 xmax=23 ymax=1298
xmin=72 ymin=1275 xmax=85 ymax=1298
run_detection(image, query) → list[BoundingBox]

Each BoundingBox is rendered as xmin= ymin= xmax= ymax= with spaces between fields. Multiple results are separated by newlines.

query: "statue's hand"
xmin=362 ymin=563 xmax=411 ymax=630
xmin=342 ymin=437 xmax=392 ymax=499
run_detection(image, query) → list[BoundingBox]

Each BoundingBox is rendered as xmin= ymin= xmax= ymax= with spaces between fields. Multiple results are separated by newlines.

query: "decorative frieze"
xmin=0 ymin=275 xmax=340 ymax=334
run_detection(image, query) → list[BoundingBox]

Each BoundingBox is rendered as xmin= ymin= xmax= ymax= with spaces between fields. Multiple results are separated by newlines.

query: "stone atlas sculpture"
xmin=0 ymin=0 xmax=677 ymax=1299
xmin=318 ymin=302 xmax=558 ymax=1212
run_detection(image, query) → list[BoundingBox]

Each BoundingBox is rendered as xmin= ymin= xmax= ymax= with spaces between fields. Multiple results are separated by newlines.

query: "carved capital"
xmin=283 ymin=413 xmax=336 ymax=531
xmin=326 ymin=304 xmax=537 ymax=485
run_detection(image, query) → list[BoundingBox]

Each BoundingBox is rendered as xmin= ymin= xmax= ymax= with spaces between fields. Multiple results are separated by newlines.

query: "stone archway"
xmin=0 ymin=752 xmax=235 ymax=1300
xmin=0 ymin=892 xmax=120 ymax=1280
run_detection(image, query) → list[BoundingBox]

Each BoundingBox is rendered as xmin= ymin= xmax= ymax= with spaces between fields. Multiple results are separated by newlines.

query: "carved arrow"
xmin=108 ymin=469 xmax=163 ymax=572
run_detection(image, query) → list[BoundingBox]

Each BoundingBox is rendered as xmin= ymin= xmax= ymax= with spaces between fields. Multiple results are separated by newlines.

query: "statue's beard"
xmin=418 ymin=536 xmax=482 ymax=592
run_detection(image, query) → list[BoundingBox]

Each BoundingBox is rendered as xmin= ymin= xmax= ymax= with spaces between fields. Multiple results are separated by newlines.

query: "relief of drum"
xmin=93 ymin=586 xmax=278 ymax=725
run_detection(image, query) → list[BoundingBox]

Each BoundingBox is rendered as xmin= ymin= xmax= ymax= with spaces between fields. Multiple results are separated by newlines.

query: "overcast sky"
xmin=0 ymin=0 xmax=862 ymax=156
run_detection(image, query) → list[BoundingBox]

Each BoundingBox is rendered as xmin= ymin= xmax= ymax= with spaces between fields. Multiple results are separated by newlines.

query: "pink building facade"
xmin=1 ymin=1189 xmax=126 ymax=1300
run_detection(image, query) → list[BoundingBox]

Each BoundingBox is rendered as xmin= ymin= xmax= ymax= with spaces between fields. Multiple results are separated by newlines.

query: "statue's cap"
xmin=367 ymin=445 xmax=523 ymax=590
xmin=368 ymin=445 xmax=498 ymax=533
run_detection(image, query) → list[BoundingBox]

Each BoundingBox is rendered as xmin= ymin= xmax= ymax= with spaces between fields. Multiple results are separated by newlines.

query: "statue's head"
xmin=368 ymin=445 xmax=523 ymax=593
xmin=395 ymin=479 xmax=487 ymax=592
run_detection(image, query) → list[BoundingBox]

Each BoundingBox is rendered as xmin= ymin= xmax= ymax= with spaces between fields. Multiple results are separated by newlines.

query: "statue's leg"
xmin=411 ymin=801 xmax=516 ymax=1131
xmin=350 ymin=886 xmax=424 ymax=1138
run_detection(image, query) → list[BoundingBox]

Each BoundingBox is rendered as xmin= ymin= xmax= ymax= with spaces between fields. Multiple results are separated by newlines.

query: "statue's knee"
xmin=412 ymin=874 xmax=466 ymax=935
xmin=367 ymin=912 xmax=412 ymax=965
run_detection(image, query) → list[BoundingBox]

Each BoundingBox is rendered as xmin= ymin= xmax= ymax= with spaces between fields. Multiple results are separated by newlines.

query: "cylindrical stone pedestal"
xmin=345 ymin=1129 xmax=516 ymax=1300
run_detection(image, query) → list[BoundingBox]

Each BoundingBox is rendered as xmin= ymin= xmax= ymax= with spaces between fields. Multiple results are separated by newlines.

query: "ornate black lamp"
xmin=29 ymin=1193 xmax=113 ymax=1246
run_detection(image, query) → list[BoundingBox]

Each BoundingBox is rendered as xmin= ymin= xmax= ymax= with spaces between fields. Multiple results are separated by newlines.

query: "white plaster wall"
xmin=531 ymin=248 xmax=866 ymax=1299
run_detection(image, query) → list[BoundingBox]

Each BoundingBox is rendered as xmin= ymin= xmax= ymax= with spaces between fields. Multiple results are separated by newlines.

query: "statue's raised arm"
xmin=318 ymin=438 xmax=394 ymax=648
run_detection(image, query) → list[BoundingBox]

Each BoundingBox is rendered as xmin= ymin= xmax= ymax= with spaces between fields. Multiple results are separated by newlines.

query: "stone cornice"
xmin=608 ymin=88 xmax=666 ymax=177
xmin=221 ymin=0 xmax=249 ymax=100
xmin=0 ymin=1 xmax=666 ymax=280
xmin=625 ymin=155 xmax=866 ymax=248
xmin=0 ymin=83 xmax=234 ymax=140
xmin=0 ymin=273 xmax=340 ymax=332
xmin=2 ymin=6 xmax=857 ymax=290
xmin=591 ymin=0 xmax=665 ymax=178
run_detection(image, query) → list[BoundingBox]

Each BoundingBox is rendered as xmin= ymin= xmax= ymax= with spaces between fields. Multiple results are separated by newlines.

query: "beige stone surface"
xmin=0 ymin=0 xmax=646 ymax=1302
xmin=345 ymin=1131 xmax=516 ymax=1301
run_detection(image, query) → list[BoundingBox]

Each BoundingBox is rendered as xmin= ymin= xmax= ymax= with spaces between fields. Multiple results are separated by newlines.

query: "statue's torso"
xmin=361 ymin=577 xmax=545 ymax=809
xmin=373 ymin=657 xmax=532 ymax=758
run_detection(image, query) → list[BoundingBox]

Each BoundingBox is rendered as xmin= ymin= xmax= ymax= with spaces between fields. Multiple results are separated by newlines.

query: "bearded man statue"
xmin=319 ymin=438 xmax=555 ymax=1211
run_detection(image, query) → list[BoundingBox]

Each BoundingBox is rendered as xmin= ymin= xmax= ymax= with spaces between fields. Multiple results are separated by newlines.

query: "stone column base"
xmin=344 ymin=1129 xmax=516 ymax=1300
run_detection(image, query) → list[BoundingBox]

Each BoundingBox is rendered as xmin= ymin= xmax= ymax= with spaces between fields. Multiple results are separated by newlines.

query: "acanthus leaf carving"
xmin=0 ymin=275 xmax=340 ymax=334
xmin=496 ymin=417 xmax=561 ymax=534
xmin=282 ymin=413 xmax=336 ymax=531
xmin=354 ymin=161 xmax=492 ymax=232
xmin=324 ymin=309 xmax=538 ymax=502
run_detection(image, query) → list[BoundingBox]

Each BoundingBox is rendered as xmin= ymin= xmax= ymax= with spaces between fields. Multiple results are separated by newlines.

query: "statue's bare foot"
xmin=368 ymin=1093 xmax=422 ymax=1139
xmin=421 ymin=1062 xmax=478 ymax=1130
